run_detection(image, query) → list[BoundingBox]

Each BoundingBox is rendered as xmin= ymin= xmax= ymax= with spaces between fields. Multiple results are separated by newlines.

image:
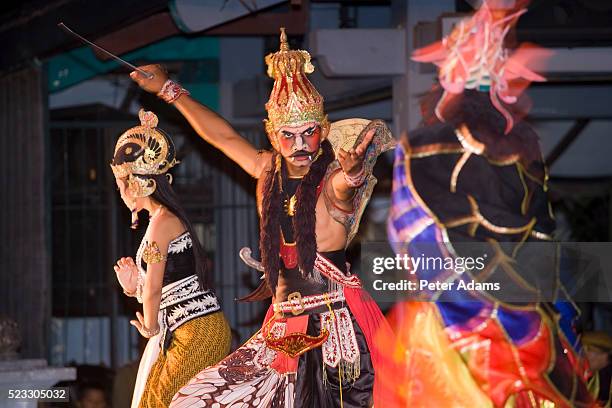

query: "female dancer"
xmin=111 ymin=109 xmax=231 ymax=407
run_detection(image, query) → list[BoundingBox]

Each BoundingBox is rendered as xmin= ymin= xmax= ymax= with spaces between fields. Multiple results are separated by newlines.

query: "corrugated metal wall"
xmin=0 ymin=65 xmax=50 ymax=358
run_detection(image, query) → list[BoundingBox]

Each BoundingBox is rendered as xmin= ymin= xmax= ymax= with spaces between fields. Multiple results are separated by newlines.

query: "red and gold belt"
xmin=273 ymin=290 xmax=345 ymax=316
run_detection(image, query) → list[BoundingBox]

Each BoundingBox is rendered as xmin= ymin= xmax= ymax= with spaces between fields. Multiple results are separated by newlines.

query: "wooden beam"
xmin=545 ymin=119 xmax=590 ymax=167
xmin=94 ymin=12 xmax=180 ymax=61
xmin=0 ymin=0 xmax=169 ymax=72
xmin=93 ymin=5 xmax=308 ymax=62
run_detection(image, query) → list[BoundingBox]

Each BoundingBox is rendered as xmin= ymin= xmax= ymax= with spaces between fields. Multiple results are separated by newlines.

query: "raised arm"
xmin=130 ymin=64 xmax=271 ymax=179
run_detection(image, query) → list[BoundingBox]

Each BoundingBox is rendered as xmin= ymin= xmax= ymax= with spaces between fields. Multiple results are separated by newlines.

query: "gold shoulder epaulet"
xmin=142 ymin=241 xmax=167 ymax=264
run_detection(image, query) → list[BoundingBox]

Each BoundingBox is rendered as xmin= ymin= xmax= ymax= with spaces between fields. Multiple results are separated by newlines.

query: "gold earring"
xmin=131 ymin=200 xmax=138 ymax=229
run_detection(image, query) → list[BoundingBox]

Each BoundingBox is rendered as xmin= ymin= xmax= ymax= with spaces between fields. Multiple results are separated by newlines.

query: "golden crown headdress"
xmin=264 ymin=27 xmax=328 ymax=149
xmin=110 ymin=109 xmax=179 ymax=197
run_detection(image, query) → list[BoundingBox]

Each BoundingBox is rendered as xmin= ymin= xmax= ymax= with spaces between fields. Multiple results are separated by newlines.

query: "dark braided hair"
xmin=259 ymin=139 xmax=335 ymax=290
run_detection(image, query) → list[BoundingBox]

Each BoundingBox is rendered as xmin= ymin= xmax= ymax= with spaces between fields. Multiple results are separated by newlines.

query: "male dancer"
xmin=130 ymin=28 xmax=394 ymax=407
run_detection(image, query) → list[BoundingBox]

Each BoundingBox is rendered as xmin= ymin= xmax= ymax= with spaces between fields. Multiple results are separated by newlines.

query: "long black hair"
xmin=147 ymin=174 xmax=211 ymax=289
xmin=112 ymin=134 xmax=211 ymax=290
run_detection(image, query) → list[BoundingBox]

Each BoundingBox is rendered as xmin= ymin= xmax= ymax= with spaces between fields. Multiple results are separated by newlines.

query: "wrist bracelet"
xmin=157 ymin=79 xmax=190 ymax=104
xmin=123 ymin=288 xmax=136 ymax=297
xmin=343 ymin=165 xmax=366 ymax=188
xmin=141 ymin=325 xmax=160 ymax=338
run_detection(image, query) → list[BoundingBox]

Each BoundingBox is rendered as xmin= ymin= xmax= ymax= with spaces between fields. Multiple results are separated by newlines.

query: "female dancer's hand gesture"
xmin=114 ymin=257 xmax=138 ymax=295
xmin=130 ymin=311 xmax=160 ymax=338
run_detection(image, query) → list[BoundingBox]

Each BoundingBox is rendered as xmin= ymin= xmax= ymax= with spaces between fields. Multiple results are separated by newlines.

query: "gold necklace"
xmin=284 ymin=194 xmax=297 ymax=217
xmin=279 ymin=166 xmax=297 ymax=217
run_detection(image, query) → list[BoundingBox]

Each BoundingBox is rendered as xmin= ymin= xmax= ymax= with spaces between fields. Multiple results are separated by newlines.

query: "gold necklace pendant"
xmin=284 ymin=194 xmax=297 ymax=217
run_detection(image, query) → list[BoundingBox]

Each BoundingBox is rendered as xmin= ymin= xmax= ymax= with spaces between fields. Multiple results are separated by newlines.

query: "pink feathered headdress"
xmin=413 ymin=0 xmax=551 ymax=134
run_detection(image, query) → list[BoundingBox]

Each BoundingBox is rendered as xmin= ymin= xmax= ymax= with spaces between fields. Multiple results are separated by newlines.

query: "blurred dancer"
xmin=111 ymin=110 xmax=230 ymax=407
xmin=384 ymin=1 xmax=597 ymax=406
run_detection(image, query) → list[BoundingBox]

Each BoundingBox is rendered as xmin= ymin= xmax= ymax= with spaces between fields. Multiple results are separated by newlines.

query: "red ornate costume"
xmin=170 ymin=29 xmax=395 ymax=408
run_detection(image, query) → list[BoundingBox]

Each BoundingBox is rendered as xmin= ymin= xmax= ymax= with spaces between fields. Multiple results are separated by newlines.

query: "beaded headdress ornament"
xmin=412 ymin=0 xmax=550 ymax=134
xmin=110 ymin=109 xmax=179 ymax=198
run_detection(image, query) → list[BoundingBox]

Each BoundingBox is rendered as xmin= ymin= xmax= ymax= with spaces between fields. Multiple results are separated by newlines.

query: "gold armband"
xmin=142 ymin=241 xmax=167 ymax=264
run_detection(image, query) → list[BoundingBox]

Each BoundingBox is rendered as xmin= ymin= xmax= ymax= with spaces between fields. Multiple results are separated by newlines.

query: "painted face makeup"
xmin=116 ymin=177 xmax=135 ymax=210
xmin=276 ymin=122 xmax=321 ymax=167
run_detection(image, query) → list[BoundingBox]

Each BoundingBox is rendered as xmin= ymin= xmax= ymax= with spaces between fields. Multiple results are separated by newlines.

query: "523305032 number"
xmin=5 ymin=387 xmax=70 ymax=402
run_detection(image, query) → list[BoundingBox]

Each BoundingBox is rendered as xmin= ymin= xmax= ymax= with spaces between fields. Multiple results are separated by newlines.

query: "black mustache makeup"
xmin=290 ymin=150 xmax=313 ymax=158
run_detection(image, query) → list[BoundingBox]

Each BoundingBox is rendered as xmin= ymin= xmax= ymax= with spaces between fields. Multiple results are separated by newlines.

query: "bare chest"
xmin=256 ymin=184 xmax=347 ymax=251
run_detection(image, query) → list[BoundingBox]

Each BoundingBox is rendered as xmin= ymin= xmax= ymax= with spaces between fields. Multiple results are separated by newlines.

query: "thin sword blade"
xmin=57 ymin=22 xmax=154 ymax=79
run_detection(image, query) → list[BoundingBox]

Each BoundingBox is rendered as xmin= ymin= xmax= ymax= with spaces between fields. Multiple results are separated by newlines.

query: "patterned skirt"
xmin=170 ymin=307 xmax=374 ymax=408
xmin=139 ymin=311 xmax=231 ymax=407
